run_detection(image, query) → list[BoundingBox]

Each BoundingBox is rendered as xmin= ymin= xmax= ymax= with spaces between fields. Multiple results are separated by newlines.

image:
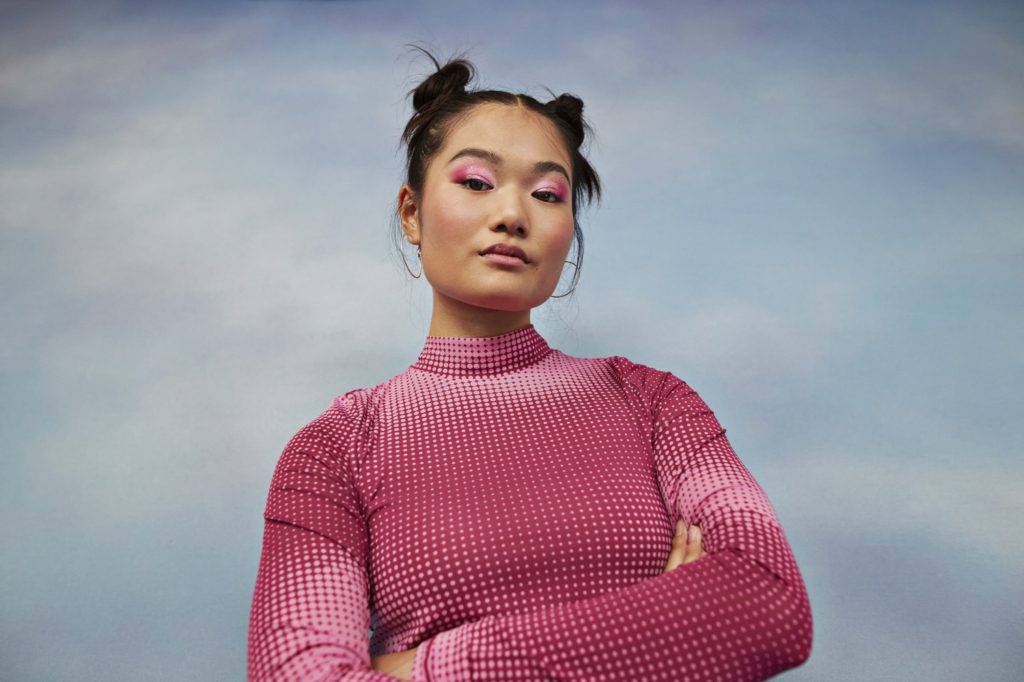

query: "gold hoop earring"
xmin=401 ymin=244 xmax=422 ymax=279
xmin=550 ymin=260 xmax=578 ymax=299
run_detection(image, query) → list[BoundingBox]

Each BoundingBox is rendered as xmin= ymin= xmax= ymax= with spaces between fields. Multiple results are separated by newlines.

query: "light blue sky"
xmin=1 ymin=1 xmax=1021 ymax=679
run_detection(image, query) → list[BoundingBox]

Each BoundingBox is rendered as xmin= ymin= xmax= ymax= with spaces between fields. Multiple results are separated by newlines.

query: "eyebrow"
xmin=448 ymin=147 xmax=571 ymax=183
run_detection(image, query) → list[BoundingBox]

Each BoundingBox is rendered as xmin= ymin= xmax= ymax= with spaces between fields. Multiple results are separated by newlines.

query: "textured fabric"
xmin=248 ymin=324 xmax=813 ymax=680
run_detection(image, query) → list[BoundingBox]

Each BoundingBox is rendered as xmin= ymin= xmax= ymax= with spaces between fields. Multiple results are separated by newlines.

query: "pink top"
xmin=248 ymin=324 xmax=812 ymax=680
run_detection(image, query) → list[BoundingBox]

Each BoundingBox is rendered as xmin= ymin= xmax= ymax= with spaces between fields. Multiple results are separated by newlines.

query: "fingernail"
xmin=675 ymin=520 xmax=685 ymax=536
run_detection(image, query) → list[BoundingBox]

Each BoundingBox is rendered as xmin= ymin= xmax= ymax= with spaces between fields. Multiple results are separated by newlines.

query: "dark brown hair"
xmin=396 ymin=48 xmax=601 ymax=297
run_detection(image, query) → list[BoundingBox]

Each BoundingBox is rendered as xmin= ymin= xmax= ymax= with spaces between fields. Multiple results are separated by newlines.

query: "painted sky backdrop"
xmin=1 ymin=1 xmax=1021 ymax=679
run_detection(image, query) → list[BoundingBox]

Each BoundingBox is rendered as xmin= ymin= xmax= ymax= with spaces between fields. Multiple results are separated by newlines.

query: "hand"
xmin=370 ymin=645 xmax=418 ymax=680
xmin=663 ymin=519 xmax=707 ymax=573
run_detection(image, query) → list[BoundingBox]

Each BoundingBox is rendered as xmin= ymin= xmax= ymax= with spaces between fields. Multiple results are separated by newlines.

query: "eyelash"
xmin=533 ymin=190 xmax=562 ymax=204
xmin=458 ymin=178 xmax=564 ymax=204
xmin=461 ymin=177 xmax=491 ymax=192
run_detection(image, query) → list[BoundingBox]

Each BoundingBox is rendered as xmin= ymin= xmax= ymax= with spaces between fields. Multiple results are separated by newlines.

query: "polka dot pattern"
xmin=248 ymin=324 xmax=813 ymax=680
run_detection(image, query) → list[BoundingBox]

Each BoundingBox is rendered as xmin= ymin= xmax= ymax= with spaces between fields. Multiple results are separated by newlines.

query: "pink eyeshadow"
xmin=537 ymin=180 xmax=569 ymax=201
xmin=450 ymin=164 xmax=494 ymax=184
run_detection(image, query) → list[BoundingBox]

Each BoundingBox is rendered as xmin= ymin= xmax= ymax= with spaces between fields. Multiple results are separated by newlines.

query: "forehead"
xmin=438 ymin=103 xmax=571 ymax=169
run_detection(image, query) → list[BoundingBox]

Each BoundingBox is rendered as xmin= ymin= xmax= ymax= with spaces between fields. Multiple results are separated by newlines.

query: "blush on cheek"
xmin=548 ymin=218 xmax=576 ymax=261
xmin=559 ymin=215 xmax=575 ymax=240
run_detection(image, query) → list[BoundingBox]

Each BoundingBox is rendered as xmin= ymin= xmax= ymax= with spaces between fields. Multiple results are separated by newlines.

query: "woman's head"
xmin=400 ymin=54 xmax=600 ymax=228
xmin=395 ymin=50 xmax=601 ymax=319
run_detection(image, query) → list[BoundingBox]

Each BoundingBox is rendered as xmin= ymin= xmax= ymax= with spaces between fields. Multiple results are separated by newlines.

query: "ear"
xmin=398 ymin=185 xmax=421 ymax=246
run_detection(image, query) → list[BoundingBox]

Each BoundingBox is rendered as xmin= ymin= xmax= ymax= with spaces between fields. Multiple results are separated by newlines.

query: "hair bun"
xmin=546 ymin=93 xmax=586 ymax=148
xmin=411 ymin=58 xmax=475 ymax=113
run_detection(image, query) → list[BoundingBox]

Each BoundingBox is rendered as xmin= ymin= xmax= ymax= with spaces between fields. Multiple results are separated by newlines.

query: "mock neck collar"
xmin=412 ymin=323 xmax=552 ymax=376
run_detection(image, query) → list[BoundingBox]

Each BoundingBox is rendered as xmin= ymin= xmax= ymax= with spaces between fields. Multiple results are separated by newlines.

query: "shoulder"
xmin=602 ymin=355 xmax=720 ymax=428
xmin=552 ymin=351 xmax=703 ymax=403
xmin=604 ymin=355 xmax=696 ymax=403
xmin=280 ymin=384 xmax=386 ymax=467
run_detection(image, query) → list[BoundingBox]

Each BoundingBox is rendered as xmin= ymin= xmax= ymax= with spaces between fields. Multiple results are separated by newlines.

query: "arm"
xmin=379 ymin=520 xmax=707 ymax=682
xmin=249 ymin=521 xmax=398 ymax=681
xmin=412 ymin=361 xmax=812 ymax=681
xmin=248 ymin=393 xmax=399 ymax=681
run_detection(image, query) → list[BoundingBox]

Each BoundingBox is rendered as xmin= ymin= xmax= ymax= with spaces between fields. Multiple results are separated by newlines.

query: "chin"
xmin=464 ymin=292 xmax=540 ymax=312
xmin=474 ymin=298 xmax=533 ymax=312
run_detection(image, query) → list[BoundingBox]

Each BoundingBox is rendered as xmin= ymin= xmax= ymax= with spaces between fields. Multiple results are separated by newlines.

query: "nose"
xmin=491 ymin=188 xmax=528 ymax=237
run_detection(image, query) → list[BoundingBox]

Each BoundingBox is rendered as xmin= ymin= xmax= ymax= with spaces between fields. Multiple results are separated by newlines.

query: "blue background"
xmin=1 ymin=1 xmax=1021 ymax=679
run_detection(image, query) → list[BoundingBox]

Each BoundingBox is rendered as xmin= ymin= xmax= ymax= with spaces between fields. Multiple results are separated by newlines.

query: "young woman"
xmin=248 ymin=52 xmax=813 ymax=681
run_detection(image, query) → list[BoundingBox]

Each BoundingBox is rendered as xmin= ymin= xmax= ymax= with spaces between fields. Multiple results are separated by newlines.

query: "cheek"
xmin=553 ymin=215 xmax=576 ymax=254
xmin=536 ymin=217 xmax=576 ymax=282
xmin=423 ymin=190 xmax=480 ymax=241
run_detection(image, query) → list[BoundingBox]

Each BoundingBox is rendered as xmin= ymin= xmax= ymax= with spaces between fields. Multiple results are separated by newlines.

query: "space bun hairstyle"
xmin=397 ymin=47 xmax=601 ymax=297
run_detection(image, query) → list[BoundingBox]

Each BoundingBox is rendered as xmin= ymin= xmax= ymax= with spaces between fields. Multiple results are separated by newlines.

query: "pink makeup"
xmin=450 ymin=164 xmax=495 ymax=185
xmin=534 ymin=180 xmax=569 ymax=202
xmin=450 ymin=163 xmax=569 ymax=203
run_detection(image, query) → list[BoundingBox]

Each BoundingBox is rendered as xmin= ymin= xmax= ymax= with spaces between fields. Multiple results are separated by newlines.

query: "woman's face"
xmin=399 ymin=103 xmax=576 ymax=316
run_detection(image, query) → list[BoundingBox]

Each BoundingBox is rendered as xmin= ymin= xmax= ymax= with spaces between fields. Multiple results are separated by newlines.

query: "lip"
xmin=479 ymin=242 xmax=529 ymax=263
xmin=481 ymin=253 xmax=528 ymax=268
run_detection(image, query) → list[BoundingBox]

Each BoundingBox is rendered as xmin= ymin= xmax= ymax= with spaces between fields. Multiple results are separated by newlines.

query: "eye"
xmin=533 ymin=190 xmax=563 ymax=204
xmin=461 ymin=177 xmax=492 ymax=191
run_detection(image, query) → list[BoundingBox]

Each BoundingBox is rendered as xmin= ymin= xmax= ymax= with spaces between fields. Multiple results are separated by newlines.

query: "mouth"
xmin=479 ymin=243 xmax=529 ymax=263
xmin=480 ymin=252 xmax=528 ymax=268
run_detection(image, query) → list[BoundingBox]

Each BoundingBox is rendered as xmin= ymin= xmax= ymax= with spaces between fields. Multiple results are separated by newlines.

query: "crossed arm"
xmin=250 ymin=371 xmax=813 ymax=680
xmin=371 ymin=522 xmax=709 ymax=679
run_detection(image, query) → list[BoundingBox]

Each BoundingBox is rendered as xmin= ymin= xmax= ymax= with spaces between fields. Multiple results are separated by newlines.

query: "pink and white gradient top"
xmin=248 ymin=324 xmax=813 ymax=680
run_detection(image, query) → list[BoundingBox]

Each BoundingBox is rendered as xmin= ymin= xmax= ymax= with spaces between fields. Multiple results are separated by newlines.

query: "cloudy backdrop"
xmin=1 ymin=0 xmax=1021 ymax=679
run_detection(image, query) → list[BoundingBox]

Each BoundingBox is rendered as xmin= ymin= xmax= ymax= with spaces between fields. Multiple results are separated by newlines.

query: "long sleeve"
xmin=413 ymin=358 xmax=813 ymax=681
xmin=248 ymin=390 xmax=394 ymax=681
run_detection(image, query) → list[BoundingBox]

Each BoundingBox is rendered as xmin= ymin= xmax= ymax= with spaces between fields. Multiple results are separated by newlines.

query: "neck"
xmin=428 ymin=289 xmax=532 ymax=338
xmin=413 ymin=320 xmax=551 ymax=376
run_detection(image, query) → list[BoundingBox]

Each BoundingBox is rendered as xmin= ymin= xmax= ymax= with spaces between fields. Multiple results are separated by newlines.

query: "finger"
xmin=663 ymin=519 xmax=688 ymax=573
xmin=682 ymin=524 xmax=704 ymax=564
xmin=695 ymin=524 xmax=708 ymax=558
